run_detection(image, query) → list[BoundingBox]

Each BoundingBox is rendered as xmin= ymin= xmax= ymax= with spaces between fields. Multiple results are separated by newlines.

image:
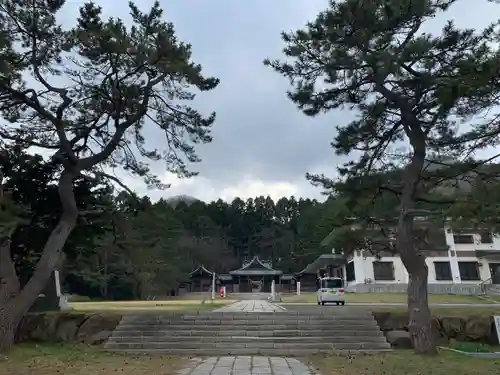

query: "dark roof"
xmin=189 ymin=265 xmax=214 ymax=277
xmin=296 ymin=254 xmax=346 ymax=275
xmin=229 ymin=256 xmax=283 ymax=276
xmin=321 ymin=218 xmax=448 ymax=251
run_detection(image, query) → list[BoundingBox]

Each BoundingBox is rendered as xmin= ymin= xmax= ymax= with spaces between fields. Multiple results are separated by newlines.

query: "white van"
xmin=317 ymin=277 xmax=345 ymax=306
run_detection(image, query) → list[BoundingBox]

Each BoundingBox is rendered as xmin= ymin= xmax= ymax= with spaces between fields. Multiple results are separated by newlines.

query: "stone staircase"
xmin=104 ymin=309 xmax=391 ymax=356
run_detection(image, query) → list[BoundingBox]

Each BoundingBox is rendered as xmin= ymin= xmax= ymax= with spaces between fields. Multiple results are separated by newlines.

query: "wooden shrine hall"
xmin=187 ymin=256 xmax=296 ymax=293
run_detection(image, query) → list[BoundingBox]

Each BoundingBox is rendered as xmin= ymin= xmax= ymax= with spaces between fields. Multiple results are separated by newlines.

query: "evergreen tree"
xmin=265 ymin=0 xmax=500 ymax=353
xmin=0 ymin=0 xmax=219 ymax=350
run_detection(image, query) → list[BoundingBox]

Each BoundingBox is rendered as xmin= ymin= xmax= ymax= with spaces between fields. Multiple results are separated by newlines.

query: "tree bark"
xmin=0 ymin=239 xmax=20 ymax=304
xmin=398 ymin=210 xmax=436 ymax=354
xmin=0 ymin=171 xmax=78 ymax=352
xmin=0 ymin=306 xmax=20 ymax=352
xmin=407 ymin=265 xmax=435 ymax=353
xmin=396 ymin=123 xmax=437 ymax=355
xmin=0 ymin=237 xmax=23 ymax=351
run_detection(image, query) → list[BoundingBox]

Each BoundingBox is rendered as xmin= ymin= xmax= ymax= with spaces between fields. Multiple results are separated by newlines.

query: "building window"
xmin=373 ymin=261 xmax=395 ymax=281
xmin=479 ymin=231 xmax=493 ymax=244
xmin=458 ymin=262 xmax=480 ymax=281
xmin=346 ymin=261 xmax=355 ymax=282
xmin=453 ymin=234 xmax=474 ymax=244
xmin=434 ymin=262 xmax=452 ymax=281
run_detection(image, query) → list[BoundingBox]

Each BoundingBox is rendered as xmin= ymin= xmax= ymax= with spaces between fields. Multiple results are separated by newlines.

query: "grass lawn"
xmin=485 ymin=295 xmax=500 ymax=303
xmin=373 ymin=306 xmax=500 ymax=317
xmin=70 ymin=299 xmax=233 ymax=313
xmin=281 ymin=292 xmax=493 ymax=304
xmin=0 ymin=343 xmax=185 ymax=375
xmin=309 ymin=349 xmax=500 ymax=375
xmin=448 ymin=341 xmax=500 ymax=353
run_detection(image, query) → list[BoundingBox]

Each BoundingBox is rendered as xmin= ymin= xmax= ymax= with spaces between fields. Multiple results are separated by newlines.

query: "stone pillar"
xmin=445 ymin=227 xmax=461 ymax=283
xmin=353 ymin=256 xmax=365 ymax=284
xmin=29 ymin=270 xmax=65 ymax=312
xmin=342 ymin=264 xmax=347 ymax=286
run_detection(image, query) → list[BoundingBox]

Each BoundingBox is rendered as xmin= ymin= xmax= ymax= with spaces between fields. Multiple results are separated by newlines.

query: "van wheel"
xmin=336 ymin=302 xmax=340 ymax=306
xmin=321 ymin=301 xmax=325 ymax=306
xmin=317 ymin=300 xmax=320 ymax=305
xmin=341 ymin=302 xmax=345 ymax=306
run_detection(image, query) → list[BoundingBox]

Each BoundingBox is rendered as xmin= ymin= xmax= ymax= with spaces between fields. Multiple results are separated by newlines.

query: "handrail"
xmin=479 ymin=277 xmax=492 ymax=294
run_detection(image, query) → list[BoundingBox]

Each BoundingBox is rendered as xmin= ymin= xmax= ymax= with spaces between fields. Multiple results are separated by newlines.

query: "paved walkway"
xmin=178 ymin=356 xmax=318 ymax=375
xmin=178 ymin=300 xmax=318 ymax=374
xmin=214 ymin=299 xmax=286 ymax=312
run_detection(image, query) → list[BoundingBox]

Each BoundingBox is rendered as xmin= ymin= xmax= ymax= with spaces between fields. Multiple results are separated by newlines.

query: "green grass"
xmin=281 ymin=292 xmax=493 ymax=304
xmin=69 ymin=299 xmax=232 ymax=313
xmin=485 ymin=295 xmax=500 ymax=303
xmin=373 ymin=306 xmax=500 ymax=317
xmin=0 ymin=343 xmax=184 ymax=375
xmin=310 ymin=349 xmax=500 ymax=375
xmin=448 ymin=341 xmax=500 ymax=353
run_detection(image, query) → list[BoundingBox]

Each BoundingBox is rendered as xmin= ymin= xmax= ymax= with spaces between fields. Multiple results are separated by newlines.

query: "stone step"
xmin=110 ymin=329 xmax=385 ymax=337
xmin=107 ymin=335 xmax=387 ymax=343
xmin=118 ymin=318 xmax=379 ymax=325
xmin=124 ymin=316 xmax=375 ymax=322
xmin=115 ymin=323 xmax=379 ymax=331
xmin=105 ymin=347 xmax=393 ymax=356
xmin=125 ymin=314 xmax=374 ymax=322
xmin=119 ymin=320 xmax=378 ymax=327
xmin=104 ymin=341 xmax=391 ymax=350
xmin=179 ymin=313 xmax=374 ymax=318
xmin=124 ymin=310 xmax=374 ymax=315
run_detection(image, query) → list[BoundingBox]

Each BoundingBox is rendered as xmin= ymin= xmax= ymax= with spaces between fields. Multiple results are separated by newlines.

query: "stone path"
xmin=178 ymin=356 xmax=318 ymax=375
xmin=214 ymin=299 xmax=286 ymax=313
xmin=188 ymin=302 xmax=318 ymax=373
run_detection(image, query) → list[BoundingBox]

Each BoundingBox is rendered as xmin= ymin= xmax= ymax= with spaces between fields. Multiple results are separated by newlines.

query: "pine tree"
xmin=0 ymin=0 xmax=219 ymax=350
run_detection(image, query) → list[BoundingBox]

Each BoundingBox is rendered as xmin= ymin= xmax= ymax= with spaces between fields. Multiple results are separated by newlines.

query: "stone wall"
xmin=16 ymin=312 xmax=122 ymax=345
xmin=373 ymin=311 xmax=499 ymax=348
xmin=347 ymin=283 xmax=483 ymax=295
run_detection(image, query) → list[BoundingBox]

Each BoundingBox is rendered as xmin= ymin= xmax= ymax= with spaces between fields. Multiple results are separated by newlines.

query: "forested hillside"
xmin=4 ymin=149 xmax=341 ymax=300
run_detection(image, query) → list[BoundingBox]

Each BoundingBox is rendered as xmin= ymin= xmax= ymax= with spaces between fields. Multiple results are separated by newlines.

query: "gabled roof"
xmin=189 ymin=265 xmax=214 ymax=277
xmin=218 ymin=274 xmax=232 ymax=281
xmin=229 ymin=256 xmax=283 ymax=276
xmin=296 ymin=254 xmax=346 ymax=275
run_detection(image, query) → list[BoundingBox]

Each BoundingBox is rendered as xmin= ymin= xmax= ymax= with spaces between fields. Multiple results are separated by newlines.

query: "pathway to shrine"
xmin=176 ymin=299 xmax=319 ymax=375
xmin=179 ymin=355 xmax=318 ymax=375
xmin=213 ymin=299 xmax=286 ymax=312
xmin=106 ymin=297 xmax=389 ymax=374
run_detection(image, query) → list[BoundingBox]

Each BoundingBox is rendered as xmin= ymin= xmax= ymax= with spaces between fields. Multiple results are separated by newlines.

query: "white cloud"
xmin=217 ymin=178 xmax=304 ymax=202
xmin=20 ymin=0 xmax=500 ymax=205
xmin=113 ymin=169 xmax=317 ymax=202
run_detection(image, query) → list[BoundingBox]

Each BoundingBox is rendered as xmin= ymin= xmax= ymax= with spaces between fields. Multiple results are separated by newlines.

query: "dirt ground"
xmin=0 ymin=343 xmax=186 ymax=375
xmin=309 ymin=349 xmax=500 ymax=375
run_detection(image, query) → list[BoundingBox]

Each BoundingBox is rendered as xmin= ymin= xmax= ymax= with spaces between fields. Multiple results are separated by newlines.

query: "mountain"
xmin=166 ymin=194 xmax=199 ymax=207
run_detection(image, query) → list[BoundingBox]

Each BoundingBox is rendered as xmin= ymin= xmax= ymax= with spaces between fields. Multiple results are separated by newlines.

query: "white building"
xmin=324 ymin=226 xmax=500 ymax=294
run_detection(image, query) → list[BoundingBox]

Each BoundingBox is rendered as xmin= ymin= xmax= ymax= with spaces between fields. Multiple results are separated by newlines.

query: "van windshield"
xmin=322 ymin=279 xmax=343 ymax=289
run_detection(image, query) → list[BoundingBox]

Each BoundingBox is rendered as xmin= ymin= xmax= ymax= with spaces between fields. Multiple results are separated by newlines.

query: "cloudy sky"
xmin=59 ymin=0 xmax=500 ymax=203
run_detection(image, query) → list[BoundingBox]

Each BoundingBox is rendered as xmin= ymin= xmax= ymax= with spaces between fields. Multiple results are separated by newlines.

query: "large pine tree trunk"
xmin=397 ymin=125 xmax=437 ymax=355
xmin=0 ymin=172 xmax=78 ymax=352
xmin=407 ymin=266 xmax=435 ymax=353
xmin=398 ymin=217 xmax=436 ymax=354
xmin=0 ymin=305 xmax=22 ymax=351
xmin=0 ymin=238 xmax=21 ymax=351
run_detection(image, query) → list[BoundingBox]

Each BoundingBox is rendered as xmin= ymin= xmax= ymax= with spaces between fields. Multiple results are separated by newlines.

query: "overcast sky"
xmin=59 ymin=0 xmax=500 ymax=203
